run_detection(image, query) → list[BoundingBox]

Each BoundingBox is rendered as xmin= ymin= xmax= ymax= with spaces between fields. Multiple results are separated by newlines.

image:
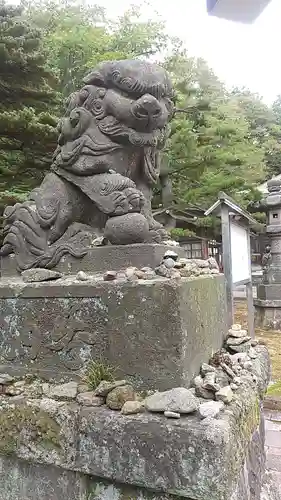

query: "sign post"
xmin=205 ymin=192 xmax=260 ymax=338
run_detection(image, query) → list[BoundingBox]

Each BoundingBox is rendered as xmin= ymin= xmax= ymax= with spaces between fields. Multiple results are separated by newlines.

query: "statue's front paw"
xmin=107 ymin=188 xmax=144 ymax=216
xmin=123 ymin=188 xmax=145 ymax=212
xmin=145 ymin=227 xmax=169 ymax=243
xmin=109 ymin=192 xmax=129 ymax=216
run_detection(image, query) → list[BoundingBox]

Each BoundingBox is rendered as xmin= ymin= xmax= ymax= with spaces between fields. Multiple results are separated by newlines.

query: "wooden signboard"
xmin=205 ymin=193 xmax=260 ymax=338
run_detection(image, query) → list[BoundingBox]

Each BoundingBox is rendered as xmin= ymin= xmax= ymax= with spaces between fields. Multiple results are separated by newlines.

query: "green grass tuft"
xmin=82 ymin=359 xmax=116 ymax=390
xmin=267 ymin=380 xmax=281 ymax=396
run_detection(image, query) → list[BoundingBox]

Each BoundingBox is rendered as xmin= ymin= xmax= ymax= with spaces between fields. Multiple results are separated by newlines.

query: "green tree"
xmin=24 ymin=0 xmax=170 ymax=97
xmin=0 ymin=2 xmax=58 ymax=215
xmin=231 ymin=88 xmax=281 ymax=179
xmin=163 ymin=54 xmax=266 ymax=211
xmin=268 ymin=94 xmax=281 ymax=177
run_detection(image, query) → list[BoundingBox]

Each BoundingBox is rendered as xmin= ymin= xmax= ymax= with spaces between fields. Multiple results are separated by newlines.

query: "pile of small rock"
xmin=103 ymin=266 xmax=156 ymax=282
xmin=20 ymin=250 xmax=221 ymax=284
xmin=193 ymin=362 xmax=236 ymax=406
xmin=102 ymin=252 xmax=221 ymax=282
xmin=225 ymin=324 xmax=258 ymax=359
xmin=154 ymin=251 xmax=220 ymax=279
xmin=0 ymin=324 xmax=260 ymax=424
xmin=91 ymin=379 xmax=144 ymax=415
xmin=0 ymin=376 xmax=145 ymax=416
xmin=190 ymin=324 xmax=260 ymax=414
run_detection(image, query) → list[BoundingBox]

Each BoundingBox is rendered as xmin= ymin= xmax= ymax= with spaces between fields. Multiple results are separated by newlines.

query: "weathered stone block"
xmin=0 ymin=457 xmax=88 ymax=500
xmin=0 ymin=347 xmax=270 ymax=500
xmin=0 ymin=457 xmax=180 ymax=500
xmin=0 ymin=275 xmax=226 ymax=390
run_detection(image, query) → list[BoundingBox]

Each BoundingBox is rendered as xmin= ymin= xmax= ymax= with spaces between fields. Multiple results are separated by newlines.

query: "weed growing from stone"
xmin=83 ymin=359 xmax=116 ymax=390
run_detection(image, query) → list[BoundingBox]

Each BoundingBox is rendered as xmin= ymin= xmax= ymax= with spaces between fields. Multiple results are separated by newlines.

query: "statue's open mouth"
xmin=98 ymin=115 xmax=168 ymax=148
xmin=132 ymin=103 xmax=162 ymax=119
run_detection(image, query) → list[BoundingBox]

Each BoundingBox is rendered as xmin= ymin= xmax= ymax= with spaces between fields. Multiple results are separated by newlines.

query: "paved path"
xmin=264 ymin=409 xmax=281 ymax=493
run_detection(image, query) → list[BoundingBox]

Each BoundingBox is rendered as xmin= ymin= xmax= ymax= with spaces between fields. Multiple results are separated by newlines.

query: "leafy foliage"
xmin=0 ymin=2 xmax=58 ymax=214
xmin=23 ymin=0 xmax=170 ymax=97
xmin=169 ymin=228 xmax=196 ymax=239
xmin=164 ymin=53 xmax=268 ymax=211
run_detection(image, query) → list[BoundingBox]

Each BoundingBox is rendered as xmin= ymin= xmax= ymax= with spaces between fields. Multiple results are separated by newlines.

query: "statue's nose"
xmin=136 ymin=94 xmax=162 ymax=117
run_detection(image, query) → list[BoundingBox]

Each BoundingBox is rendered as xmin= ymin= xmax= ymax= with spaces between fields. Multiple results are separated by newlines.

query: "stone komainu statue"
xmin=0 ymin=60 xmax=174 ymax=270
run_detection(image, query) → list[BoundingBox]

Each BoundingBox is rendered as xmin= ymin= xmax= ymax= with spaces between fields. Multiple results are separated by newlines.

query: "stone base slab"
xmin=0 ymin=244 xmax=185 ymax=277
xmin=0 ymin=457 xmax=177 ymax=500
xmin=0 ymin=275 xmax=226 ymax=390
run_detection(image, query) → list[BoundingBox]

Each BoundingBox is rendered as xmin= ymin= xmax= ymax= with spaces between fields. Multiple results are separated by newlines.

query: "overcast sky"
xmin=99 ymin=0 xmax=280 ymax=104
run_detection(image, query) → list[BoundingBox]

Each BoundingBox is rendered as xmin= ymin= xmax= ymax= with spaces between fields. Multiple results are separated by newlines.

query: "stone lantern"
xmin=254 ymin=178 xmax=281 ymax=328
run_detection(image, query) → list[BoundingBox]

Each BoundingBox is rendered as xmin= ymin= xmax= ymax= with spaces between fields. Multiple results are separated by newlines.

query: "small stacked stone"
xmin=0 ymin=374 xmax=15 ymax=395
xmin=192 ymin=362 xmax=234 ymax=406
xmin=155 ymin=250 xmax=181 ymax=279
xmin=103 ymin=267 xmax=156 ymax=282
xmin=155 ymin=252 xmax=221 ymax=279
xmin=225 ymin=324 xmax=256 ymax=355
xmin=191 ymin=325 xmax=261 ymax=417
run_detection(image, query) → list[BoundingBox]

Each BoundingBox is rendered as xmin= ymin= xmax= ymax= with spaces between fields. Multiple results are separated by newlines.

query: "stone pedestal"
xmin=0 ymin=274 xmax=226 ymax=390
xmin=0 ymin=347 xmax=271 ymax=500
xmin=0 ymin=244 xmax=185 ymax=277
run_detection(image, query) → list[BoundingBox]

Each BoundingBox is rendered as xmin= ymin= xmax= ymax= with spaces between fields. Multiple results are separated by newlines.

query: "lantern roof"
xmin=207 ymin=0 xmax=271 ymax=23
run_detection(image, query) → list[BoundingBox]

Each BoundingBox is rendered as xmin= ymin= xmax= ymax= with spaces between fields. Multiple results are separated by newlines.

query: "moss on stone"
xmin=226 ymin=393 xmax=261 ymax=486
xmin=36 ymin=411 xmax=61 ymax=448
xmin=0 ymin=404 xmax=61 ymax=455
xmin=267 ymin=380 xmax=281 ymax=396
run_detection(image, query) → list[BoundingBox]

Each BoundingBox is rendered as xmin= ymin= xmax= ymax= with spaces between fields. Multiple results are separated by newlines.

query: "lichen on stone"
xmin=87 ymin=483 xmax=183 ymax=500
xmin=0 ymin=404 xmax=61 ymax=454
